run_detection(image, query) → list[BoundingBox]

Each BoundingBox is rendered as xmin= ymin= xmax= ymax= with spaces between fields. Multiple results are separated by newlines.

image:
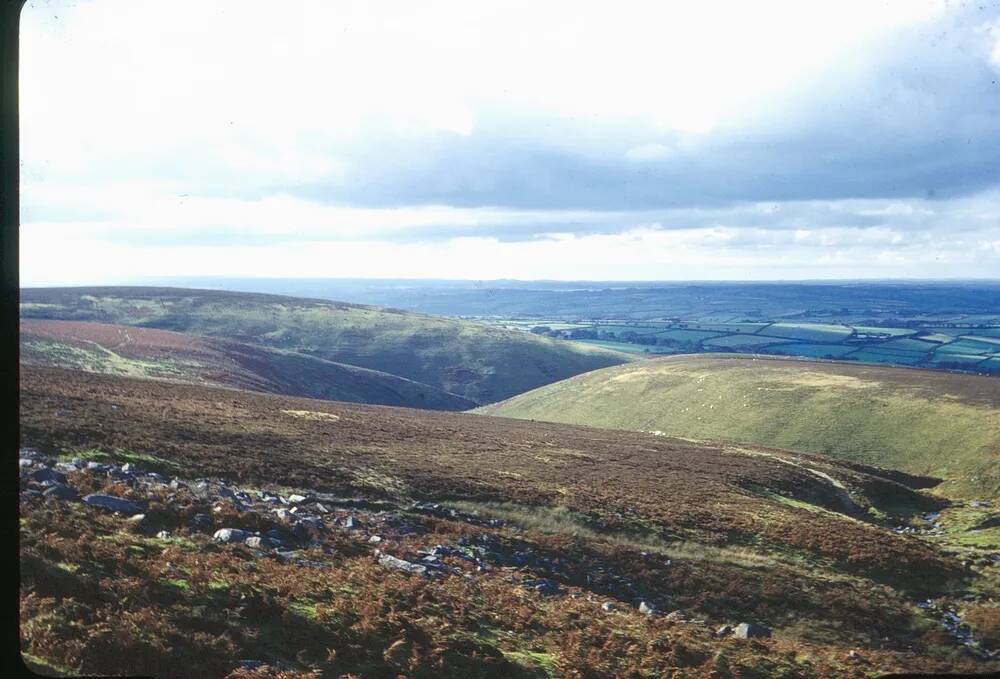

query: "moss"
xmin=501 ymin=649 xmax=557 ymax=678
xmin=21 ymin=652 xmax=76 ymax=676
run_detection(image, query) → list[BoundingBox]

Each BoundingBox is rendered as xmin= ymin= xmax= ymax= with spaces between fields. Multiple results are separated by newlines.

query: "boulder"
xmin=377 ymin=552 xmax=428 ymax=576
xmin=368 ymin=535 xmax=383 ymax=544
xmin=601 ymin=602 xmax=615 ymax=611
xmin=638 ymin=601 xmax=657 ymax=616
xmin=43 ymin=484 xmax=78 ymax=502
xmin=19 ymin=458 xmax=33 ymax=468
xmin=156 ymin=531 xmax=171 ymax=540
xmin=245 ymin=536 xmax=281 ymax=549
xmin=213 ymin=528 xmax=248 ymax=543
xmin=82 ymin=494 xmax=142 ymax=514
xmin=287 ymin=494 xmax=308 ymax=504
xmin=734 ymin=622 xmax=771 ymax=639
xmin=31 ymin=468 xmax=67 ymax=485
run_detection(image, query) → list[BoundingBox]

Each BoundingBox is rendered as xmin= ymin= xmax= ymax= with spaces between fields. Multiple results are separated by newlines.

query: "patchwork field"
xmin=479 ymin=355 xmax=1000 ymax=499
xmin=18 ymin=366 xmax=1000 ymax=676
xmin=20 ymin=287 xmax=635 ymax=405
xmin=20 ymin=319 xmax=476 ymax=410
xmin=502 ymin=318 xmax=1000 ymax=373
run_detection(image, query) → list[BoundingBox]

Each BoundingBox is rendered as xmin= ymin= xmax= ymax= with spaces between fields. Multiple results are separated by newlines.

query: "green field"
xmin=768 ymin=343 xmax=858 ymax=358
xmin=485 ymin=316 xmax=1000 ymax=374
xmin=759 ymin=322 xmax=854 ymax=342
xmin=573 ymin=339 xmax=677 ymax=354
xmin=479 ymin=354 xmax=1000 ymax=499
xmin=703 ymin=334 xmax=790 ymax=348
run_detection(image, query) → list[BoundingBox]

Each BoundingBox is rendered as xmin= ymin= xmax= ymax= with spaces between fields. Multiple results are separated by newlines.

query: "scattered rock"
xmin=368 ymin=535 xmax=383 ymax=544
xmin=664 ymin=610 xmax=685 ymax=621
xmin=82 ymin=494 xmax=142 ymax=514
xmin=638 ymin=601 xmax=657 ymax=616
xmin=156 ymin=531 xmax=171 ymax=540
xmin=19 ymin=458 xmax=34 ymax=468
xmin=43 ymin=484 xmax=78 ymax=501
xmin=287 ymin=494 xmax=308 ymax=504
xmin=523 ymin=578 xmax=564 ymax=597
xmin=716 ymin=625 xmax=733 ymax=638
xmin=602 ymin=602 xmax=615 ymax=612
xmin=238 ymin=660 xmax=264 ymax=670
xmin=377 ymin=552 xmax=428 ymax=576
xmin=245 ymin=536 xmax=281 ymax=549
xmin=734 ymin=622 xmax=771 ymax=639
xmin=31 ymin=468 xmax=67 ymax=485
xmin=127 ymin=513 xmax=147 ymax=524
xmin=213 ymin=528 xmax=248 ymax=543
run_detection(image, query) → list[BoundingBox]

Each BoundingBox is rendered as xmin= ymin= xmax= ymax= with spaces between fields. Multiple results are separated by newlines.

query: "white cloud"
xmin=17 ymin=0 xmax=1000 ymax=282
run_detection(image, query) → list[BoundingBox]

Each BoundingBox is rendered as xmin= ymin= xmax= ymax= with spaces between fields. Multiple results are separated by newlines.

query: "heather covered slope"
xmin=19 ymin=287 xmax=634 ymax=404
xmin=20 ymin=319 xmax=475 ymax=410
xmin=478 ymin=354 xmax=1000 ymax=499
xmin=18 ymin=366 xmax=1000 ymax=677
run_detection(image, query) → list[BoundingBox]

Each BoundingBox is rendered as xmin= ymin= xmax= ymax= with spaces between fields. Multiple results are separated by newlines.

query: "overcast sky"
xmin=19 ymin=0 xmax=1000 ymax=283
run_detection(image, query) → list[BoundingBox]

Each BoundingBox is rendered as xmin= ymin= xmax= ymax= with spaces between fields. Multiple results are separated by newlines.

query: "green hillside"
xmin=20 ymin=319 xmax=476 ymax=410
xmin=478 ymin=354 xmax=1000 ymax=498
xmin=20 ymin=287 xmax=634 ymax=404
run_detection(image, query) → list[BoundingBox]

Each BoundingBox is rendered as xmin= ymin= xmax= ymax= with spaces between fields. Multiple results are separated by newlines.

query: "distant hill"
xmin=19 ymin=287 xmax=635 ymax=404
xmin=478 ymin=354 xmax=1000 ymax=498
xmin=20 ymin=319 xmax=475 ymax=410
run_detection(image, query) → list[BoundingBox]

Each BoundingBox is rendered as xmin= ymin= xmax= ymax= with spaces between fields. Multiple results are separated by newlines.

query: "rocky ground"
xmin=19 ymin=447 xmax=1000 ymax=677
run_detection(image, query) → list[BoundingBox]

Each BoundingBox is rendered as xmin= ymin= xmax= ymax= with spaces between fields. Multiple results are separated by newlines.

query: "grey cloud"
xmin=271 ymin=7 xmax=1000 ymax=212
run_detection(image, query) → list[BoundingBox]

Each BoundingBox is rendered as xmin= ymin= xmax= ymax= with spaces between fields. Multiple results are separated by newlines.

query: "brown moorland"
xmin=19 ymin=365 xmax=1000 ymax=677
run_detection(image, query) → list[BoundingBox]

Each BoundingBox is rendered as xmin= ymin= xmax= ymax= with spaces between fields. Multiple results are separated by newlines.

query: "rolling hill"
xmin=478 ymin=354 xmax=1000 ymax=499
xmin=18 ymin=365 xmax=1000 ymax=676
xmin=19 ymin=287 xmax=635 ymax=405
xmin=20 ymin=319 xmax=475 ymax=410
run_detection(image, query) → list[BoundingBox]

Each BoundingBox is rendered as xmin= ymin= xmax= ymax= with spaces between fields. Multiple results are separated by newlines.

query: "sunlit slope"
xmin=19 ymin=319 xmax=477 ymax=410
xmin=478 ymin=354 xmax=1000 ymax=498
xmin=20 ymin=287 xmax=635 ymax=404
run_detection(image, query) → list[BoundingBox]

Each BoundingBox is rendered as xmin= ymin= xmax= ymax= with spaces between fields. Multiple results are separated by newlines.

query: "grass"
xmin=20 ymin=287 xmax=635 ymax=405
xmin=479 ymin=354 xmax=1000 ymax=499
xmin=58 ymin=448 xmax=184 ymax=476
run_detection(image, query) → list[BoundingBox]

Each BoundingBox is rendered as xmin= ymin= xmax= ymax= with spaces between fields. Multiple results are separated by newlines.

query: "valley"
xmin=17 ymin=286 xmax=1000 ymax=677
xmin=19 ymin=287 xmax=634 ymax=406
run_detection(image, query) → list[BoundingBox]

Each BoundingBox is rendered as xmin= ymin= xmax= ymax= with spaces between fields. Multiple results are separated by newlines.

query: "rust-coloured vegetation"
xmin=18 ymin=366 xmax=999 ymax=677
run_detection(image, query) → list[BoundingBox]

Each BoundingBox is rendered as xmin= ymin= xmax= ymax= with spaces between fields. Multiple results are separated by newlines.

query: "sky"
xmin=18 ymin=0 xmax=1000 ymax=284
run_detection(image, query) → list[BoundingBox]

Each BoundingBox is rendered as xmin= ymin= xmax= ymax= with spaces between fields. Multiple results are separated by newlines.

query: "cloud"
xmin=17 ymin=0 xmax=1000 ymax=281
